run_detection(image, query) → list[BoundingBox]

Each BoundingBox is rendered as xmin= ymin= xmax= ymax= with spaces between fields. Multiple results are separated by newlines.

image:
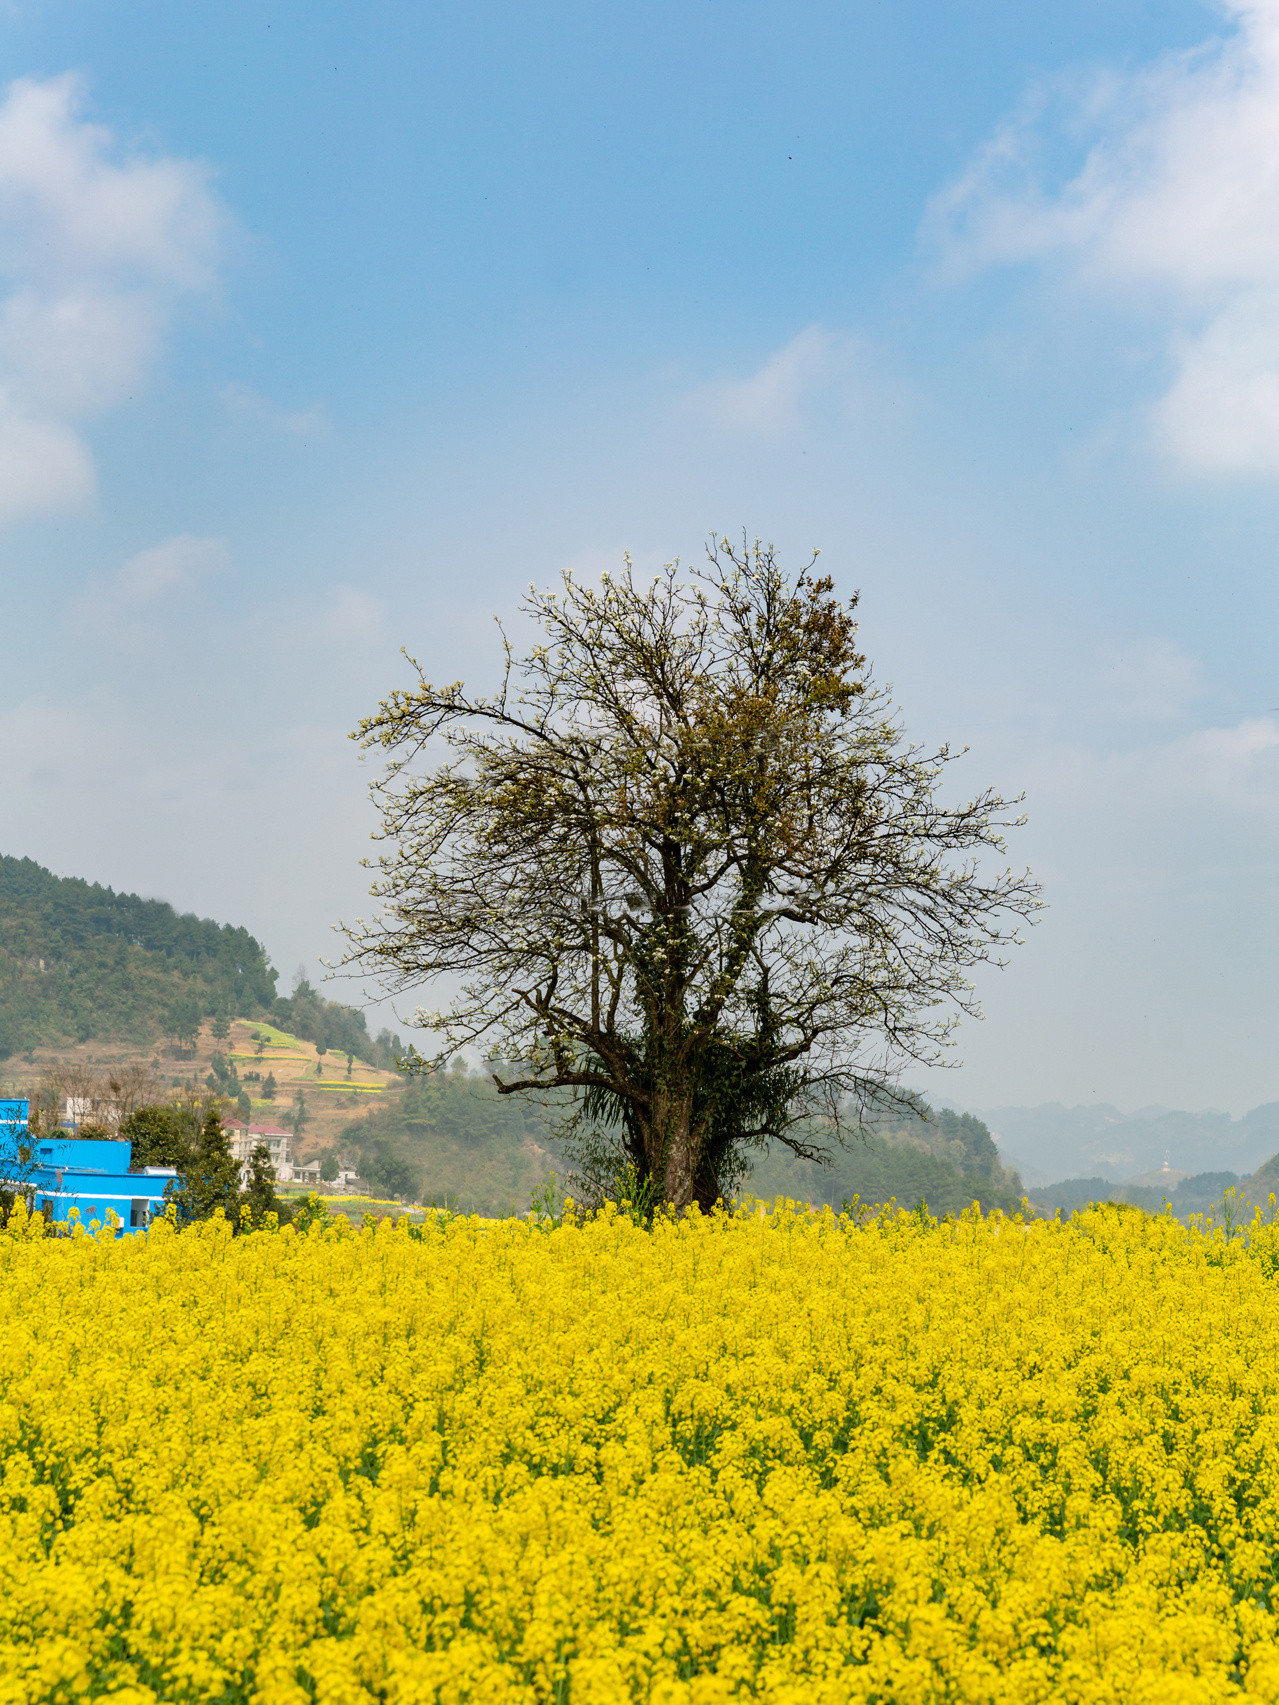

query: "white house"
xmin=289 ymin=1159 xmax=366 ymax=1192
xmin=223 ymin=1122 xmax=293 ymax=1181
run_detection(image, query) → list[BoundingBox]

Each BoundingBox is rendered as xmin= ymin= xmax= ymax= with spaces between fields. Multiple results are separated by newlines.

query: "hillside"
xmin=0 ymin=855 xmax=397 ymax=1067
xmin=1030 ymin=1170 xmax=1245 ymax=1219
xmin=0 ymin=855 xmax=1151 ymax=1219
xmin=0 ymin=1012 xmax=409 ymax=1162
xmin=0 ymin=854 xmax=279 ymax=1057
xmin=334 ymin=1069 xmax=556 ymax=1215
xmin=747 ymin=1102 xmax=1027 ymax=1216
xmin=326 ymin=1081 xmax=1027 ymax=1219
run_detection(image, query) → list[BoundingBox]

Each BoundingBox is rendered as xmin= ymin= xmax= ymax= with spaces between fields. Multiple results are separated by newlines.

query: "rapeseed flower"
xmin=1 ymin=1199 xmax=1278 ymax=1701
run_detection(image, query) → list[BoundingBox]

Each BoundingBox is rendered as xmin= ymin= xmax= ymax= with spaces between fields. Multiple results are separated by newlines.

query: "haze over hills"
xmin=0 ymin=854 xmax=1032 ymax=1214
xmin=962 ymin=1100 xmax=1279 ymax=1188
xmin=745 ymin=1104 xmax=1028 ymax=1217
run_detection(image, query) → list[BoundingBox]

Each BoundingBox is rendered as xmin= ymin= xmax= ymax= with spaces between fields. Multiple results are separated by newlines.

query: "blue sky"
xmin=3 ymin=0 xmax=1279 ymax=1112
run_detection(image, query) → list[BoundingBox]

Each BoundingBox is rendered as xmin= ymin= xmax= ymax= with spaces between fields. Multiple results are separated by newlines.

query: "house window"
xmin=130 ymin=1199 xmax=150 ymax=1228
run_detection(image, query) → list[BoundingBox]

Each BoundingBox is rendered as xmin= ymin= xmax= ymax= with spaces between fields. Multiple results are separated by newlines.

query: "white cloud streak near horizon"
xmin=686 ymin=327 xmax=857 ymax=433
xmin=217 ymin=382 xmax=330 ymax=439
xmin=0 ymin=74 xmax=225 ymax=519
xmin=928 ymin=0 xmax=1279 ymax=475
xmin=682 ymin=326 xmax=910 ymax=438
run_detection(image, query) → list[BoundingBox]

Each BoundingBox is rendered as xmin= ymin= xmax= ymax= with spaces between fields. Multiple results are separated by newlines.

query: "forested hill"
xmin=0 ymin=854 xmax=277 ymax=1057
xmin=748 ymin=1100 xmax=1026 ymax=1216
xmin=0 ymin=855 xmax=390 ymax=1065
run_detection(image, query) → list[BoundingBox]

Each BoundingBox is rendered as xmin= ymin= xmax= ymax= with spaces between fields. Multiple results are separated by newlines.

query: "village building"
xmin=0 ymin=1098 xmax=175 ymax=1231
xmin=222 ymin=1123 xmax=293 ymax=1181
xmin=290 ymin=1158 xmax=364 ymax=1191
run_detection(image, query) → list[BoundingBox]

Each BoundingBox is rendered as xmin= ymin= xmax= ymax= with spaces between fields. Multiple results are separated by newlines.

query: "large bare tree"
xmin=343 ymin=539 xmax=1039 ymax=1209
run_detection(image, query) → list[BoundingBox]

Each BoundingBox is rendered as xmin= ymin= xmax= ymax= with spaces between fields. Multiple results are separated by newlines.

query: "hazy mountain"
xmin=336 ymin=1067 xmax=555 ymax=1214
xmin=965 ymin=1099 xmax=1279 ymax=1186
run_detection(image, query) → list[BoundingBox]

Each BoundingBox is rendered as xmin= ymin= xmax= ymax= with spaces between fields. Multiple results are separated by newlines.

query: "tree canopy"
xmin=345 ymin=539 xmax=1039 ymax=1209
xmin=122 ymin=1099 xmax=283 ymax=1228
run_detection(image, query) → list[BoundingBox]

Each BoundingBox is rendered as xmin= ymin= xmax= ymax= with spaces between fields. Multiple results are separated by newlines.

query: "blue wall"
xmin=0 ymin=1098 xmax=27 ymax=1143
xmin=32 ymin=1167 xmax=174 ymax=1231
xmin=34 ymin=1136 xmax=133 ymax=1172
xmin=0 ymin=1099 xmax=180 ymax=1232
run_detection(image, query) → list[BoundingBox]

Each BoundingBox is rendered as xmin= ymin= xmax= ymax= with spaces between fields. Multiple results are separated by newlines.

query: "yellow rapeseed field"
xmin=4 ymin=1199 xmax=1279 ymax=1704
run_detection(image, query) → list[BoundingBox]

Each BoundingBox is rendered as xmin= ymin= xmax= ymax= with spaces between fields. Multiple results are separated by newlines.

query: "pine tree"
xmin=167 ymin=1105 xmax=242 ymax=1224
xmin=243 ymin=1142 xmax=280 ymax=1225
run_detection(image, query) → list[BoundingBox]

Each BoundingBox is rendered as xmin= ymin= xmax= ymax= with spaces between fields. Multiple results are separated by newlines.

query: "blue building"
xmin=0 ymin=1098 xmax=178 ymax=1232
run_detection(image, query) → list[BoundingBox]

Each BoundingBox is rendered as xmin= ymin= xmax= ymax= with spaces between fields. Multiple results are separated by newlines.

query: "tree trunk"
xmin=692 ymin=1150 xmax=723 ymax=1215
xmin=650 ymin=1087 xmax=697 ymax=1209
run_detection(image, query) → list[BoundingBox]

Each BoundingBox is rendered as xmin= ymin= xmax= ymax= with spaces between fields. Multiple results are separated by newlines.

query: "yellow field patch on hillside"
xmin=3 ymin=1203 xmax=1279 ymax=1702
xmin=238 ymin=1046 xmax=303 ymax=1058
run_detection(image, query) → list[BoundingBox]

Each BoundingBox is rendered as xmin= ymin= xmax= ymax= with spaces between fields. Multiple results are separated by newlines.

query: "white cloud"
xmin=1154 ymin=295 xmax=1279 ymax=470
xmin=1051 ymin=715 xmax=1279 ymax=820
xmin=310 ymin=585 xmax=386 ymax=645
xmin=0 ymin=74 xmax=226 ymax=518
xmin=114 ymin=534 xmax=227 ymax=604
xmin=0 ymin=404 xmax=91 ymax=514
xmin=929 ymin=1 xmax=1279 ymax=474
xmin=1090 ymin=636 xmax=1207 ymax=724
xmin=683 ymin=326 xmax=884 ymax=436
xmin=218 ymin=383 xmax=330 ymax=439
xmin=76 ymin=533 xmax=228 ymax=631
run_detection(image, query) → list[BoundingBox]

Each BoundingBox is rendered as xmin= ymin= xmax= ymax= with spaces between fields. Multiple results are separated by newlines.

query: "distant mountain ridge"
xmin=967 ymin=1099 xmax=1279 ymax=1186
